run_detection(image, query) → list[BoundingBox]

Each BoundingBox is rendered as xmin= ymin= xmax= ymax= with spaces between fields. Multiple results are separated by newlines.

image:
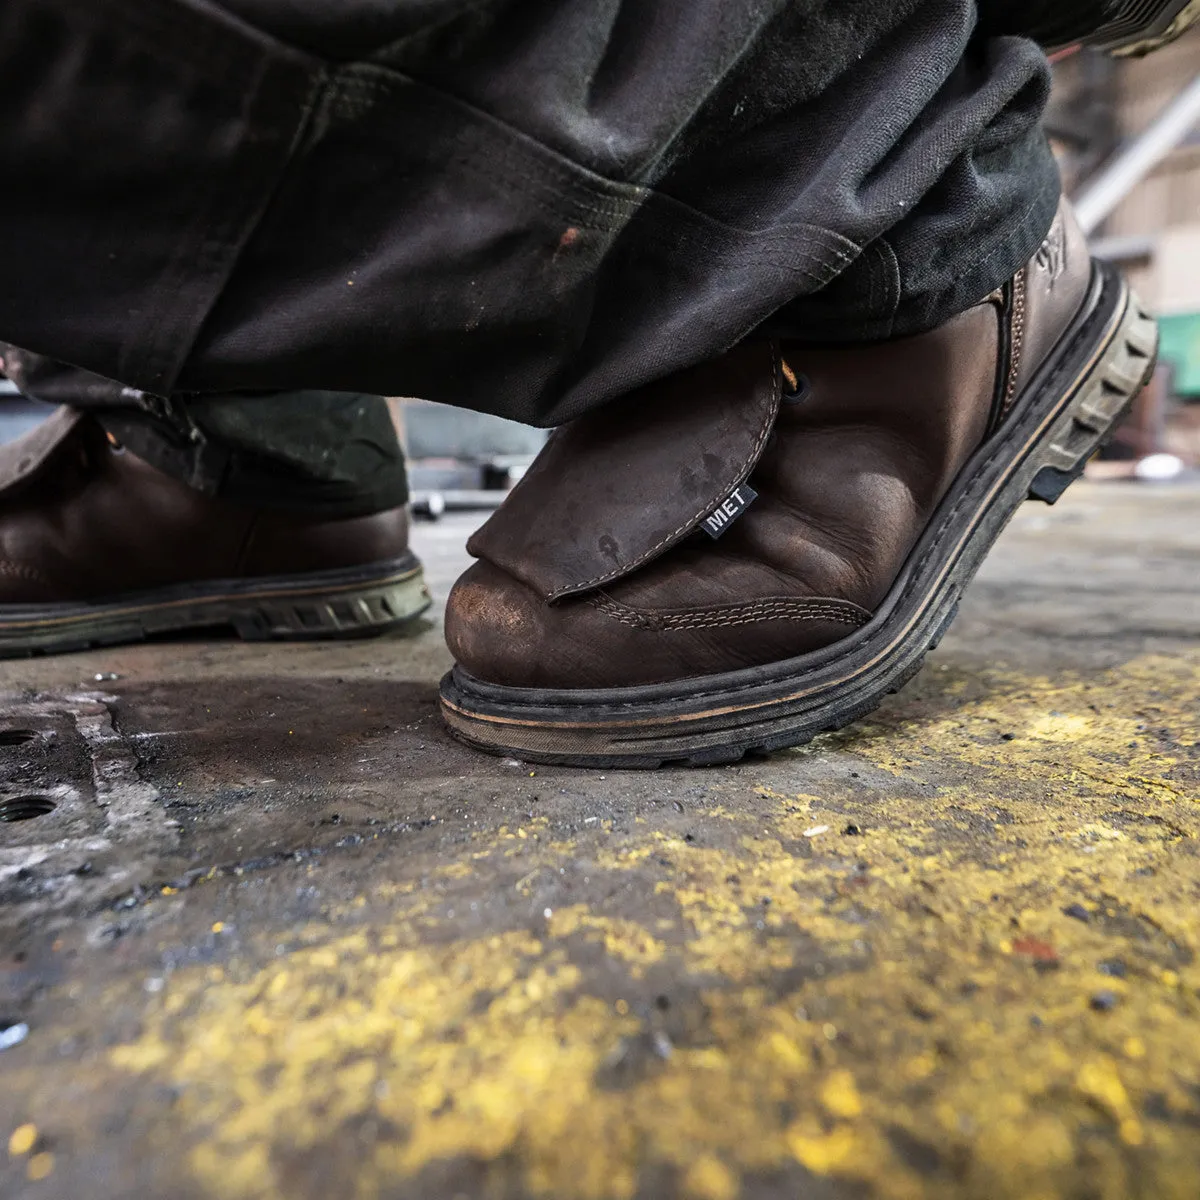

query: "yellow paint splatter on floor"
xmin=8 ymin=1124 xmax=36 ymax=1157
xmin=26 ymin=1152 xmax=54 ymax=1182
xmin=80 ymin=654 xmax=1200 ymax=1199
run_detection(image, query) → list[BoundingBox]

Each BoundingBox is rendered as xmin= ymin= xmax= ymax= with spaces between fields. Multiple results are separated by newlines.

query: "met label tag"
xmin=701 ymin=483 xmax=758 ymax=539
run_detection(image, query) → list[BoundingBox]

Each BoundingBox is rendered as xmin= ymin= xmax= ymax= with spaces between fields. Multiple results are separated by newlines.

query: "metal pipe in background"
xmin=1074 ymin=72 xmax=1200 ymax=234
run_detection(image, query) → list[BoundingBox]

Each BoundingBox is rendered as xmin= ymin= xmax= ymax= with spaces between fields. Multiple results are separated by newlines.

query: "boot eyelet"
xmin=782 ymin=371 xmax=812 ymax=404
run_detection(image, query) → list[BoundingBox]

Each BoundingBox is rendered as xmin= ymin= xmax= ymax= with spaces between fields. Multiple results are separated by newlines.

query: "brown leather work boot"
xmin=0 ymin=411 xmax=429 ymax=657
xmin=440 ymin=200 xmax=1158 ymax=767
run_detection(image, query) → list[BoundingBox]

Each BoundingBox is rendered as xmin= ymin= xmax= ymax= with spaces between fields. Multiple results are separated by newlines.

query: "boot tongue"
xmin=0 ymin=406 xmax=87 ymax=499
xmin=468 ymin=342 xmax=782 ymax=601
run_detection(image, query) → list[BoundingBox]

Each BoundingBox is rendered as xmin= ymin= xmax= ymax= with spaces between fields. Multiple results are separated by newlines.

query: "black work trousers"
xmin=0 ymin=0 xmax=1061 ymax=509
xmin=0 ymin=345 xmax=407 ymax=517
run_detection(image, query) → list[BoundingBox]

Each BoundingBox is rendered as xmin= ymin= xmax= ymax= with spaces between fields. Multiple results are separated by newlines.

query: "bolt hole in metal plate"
xmin=0 ymin=730 xmax=36 ymax=746
xmin=0 ymin=795 xmax=56 ymax=822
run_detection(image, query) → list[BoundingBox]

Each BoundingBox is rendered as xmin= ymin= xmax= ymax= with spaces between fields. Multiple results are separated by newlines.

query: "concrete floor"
xmin=1 ymin=481 xmax=1198 ymax=1200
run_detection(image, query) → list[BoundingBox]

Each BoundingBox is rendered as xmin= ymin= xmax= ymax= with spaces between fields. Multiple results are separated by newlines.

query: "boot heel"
xmin=1026 ymin=295 xmax=1158 ymax=505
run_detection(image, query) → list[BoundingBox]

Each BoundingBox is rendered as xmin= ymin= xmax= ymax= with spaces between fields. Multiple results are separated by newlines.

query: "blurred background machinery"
xmin=387 ymin=399 xmax=546 ymax=520
xmin=1050 ymin=31 xmax=1200 ymax=477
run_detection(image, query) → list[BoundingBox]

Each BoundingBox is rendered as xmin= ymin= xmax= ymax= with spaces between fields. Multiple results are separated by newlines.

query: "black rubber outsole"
xmin=439 ymin=266 xmax=1159 ymax=769
xmin=1083 ymin=0 xmax=1200 ymax=55
xmin=0 ymin=554 xmax=430 ymax=659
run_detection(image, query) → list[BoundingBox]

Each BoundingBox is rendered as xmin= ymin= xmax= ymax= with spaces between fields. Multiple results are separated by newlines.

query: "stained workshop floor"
xmin=2 ymin=481 xmax=1199 ymax=1200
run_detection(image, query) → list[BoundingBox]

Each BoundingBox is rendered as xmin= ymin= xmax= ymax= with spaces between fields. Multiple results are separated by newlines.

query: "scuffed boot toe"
xmin=445 ymin=561 xmax=552 ymax=688
xmin=446 ymin=560 xmax=653 ymax=690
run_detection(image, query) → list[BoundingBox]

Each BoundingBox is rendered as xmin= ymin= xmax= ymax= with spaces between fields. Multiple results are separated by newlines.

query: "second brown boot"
xmin=439 ymin=201 xmax=1158 ymax=766
xmin=0 ymin=411 xmax=429 ymax=657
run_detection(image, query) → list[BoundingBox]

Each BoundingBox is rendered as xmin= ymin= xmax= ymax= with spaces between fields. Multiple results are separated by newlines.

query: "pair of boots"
xmin=0 ymin=201 xmax=1158 ymax=766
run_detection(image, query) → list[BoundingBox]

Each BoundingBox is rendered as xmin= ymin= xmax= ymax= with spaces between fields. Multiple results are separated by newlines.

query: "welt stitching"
xmin=550 ymin=348 xmax=782 ymax=599
xmin=592 ymin=593 xmax=870 ymax=620
xmin=591 ymin=595 xmax=872 ymax=632
xmin=602 ymin=611 xmax=870 ymax=631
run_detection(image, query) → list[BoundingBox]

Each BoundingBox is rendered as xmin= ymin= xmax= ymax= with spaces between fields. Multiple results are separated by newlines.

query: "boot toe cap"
xmin=446 ymin=561 xmax=665 ymax=689
xmin=445 ymin=561 xmax=569 ymax=688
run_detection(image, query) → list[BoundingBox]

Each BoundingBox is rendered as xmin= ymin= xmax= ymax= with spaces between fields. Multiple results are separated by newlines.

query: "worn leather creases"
xmin=467 ymin=341 xmax=783 ymax=601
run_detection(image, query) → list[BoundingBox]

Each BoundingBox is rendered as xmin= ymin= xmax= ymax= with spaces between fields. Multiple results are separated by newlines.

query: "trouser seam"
xmin=872 ymin=239 xmax=902 ymax=340
xmin=150 ymin=65 xmax=330 ymax=393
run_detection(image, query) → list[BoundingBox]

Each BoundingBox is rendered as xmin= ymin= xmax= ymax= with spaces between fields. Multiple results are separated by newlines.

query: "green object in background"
xmin=1156 ymin=312 xmax=1200 ymax=396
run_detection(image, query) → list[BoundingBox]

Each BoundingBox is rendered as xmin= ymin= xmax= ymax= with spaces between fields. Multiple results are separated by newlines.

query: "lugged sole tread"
xmin=0 ymin=562 xmax=430 ymax=659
